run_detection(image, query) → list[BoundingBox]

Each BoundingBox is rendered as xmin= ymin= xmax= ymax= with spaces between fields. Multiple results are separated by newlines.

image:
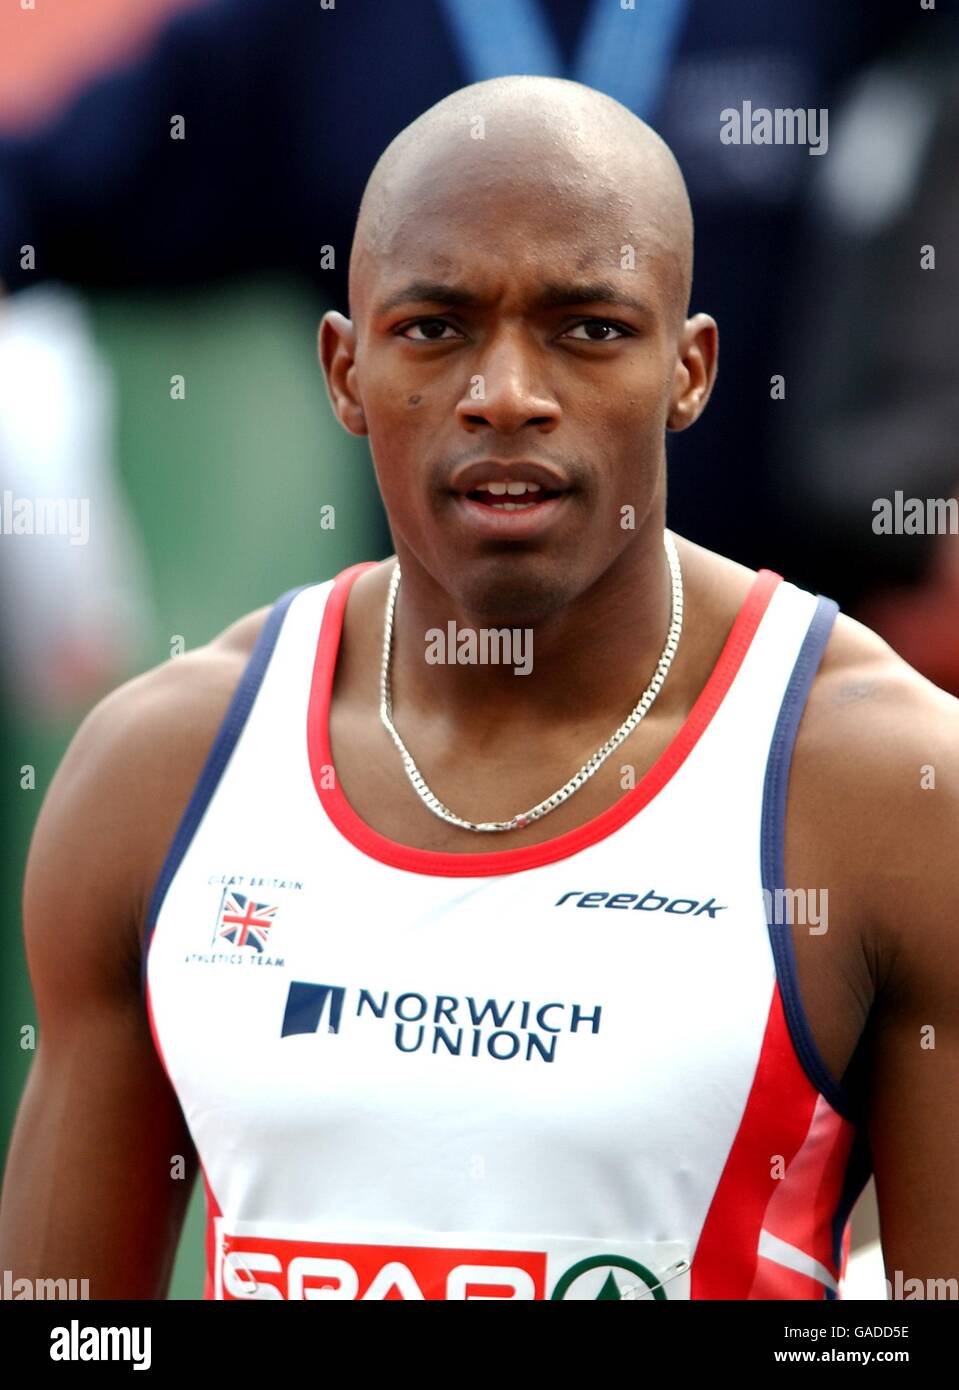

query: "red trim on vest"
xmin=307 ymin=562 xmax=782 ymax=877
xmin=146 ymin=972 xmax=225 ymax=1299
xmin=760 ymin=1094 xmax=854 ymax=1276
xmin=692 ymin=982 xmax=853 ymax=1299
xmin=749 ymin=1257 xmax=827 ymax=1300
xmin=201 ymin=1166 xmax=224 ymax=1300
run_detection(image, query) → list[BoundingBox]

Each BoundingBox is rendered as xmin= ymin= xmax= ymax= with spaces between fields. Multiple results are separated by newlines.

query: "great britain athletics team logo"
xmin=213 ymin=889 xmax=279 ymax=953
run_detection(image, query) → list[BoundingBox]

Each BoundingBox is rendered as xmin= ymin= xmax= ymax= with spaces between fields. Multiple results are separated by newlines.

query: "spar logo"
xmin=217 ymin=1235 xmax=681 ymax=1300
xmin=280 ymin=980 xmax=601 ymax=1064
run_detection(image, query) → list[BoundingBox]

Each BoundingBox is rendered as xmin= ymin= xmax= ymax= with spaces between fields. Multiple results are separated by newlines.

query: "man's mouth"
xmin=463 ymin=481 xmax=565 ymax=511
xmin=446 ymin=462 xmax=573 ymax=538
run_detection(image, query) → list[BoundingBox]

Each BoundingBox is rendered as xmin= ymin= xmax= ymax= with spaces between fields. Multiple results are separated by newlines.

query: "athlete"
xmin=2 ymin=76 xmax=958 ymax=1301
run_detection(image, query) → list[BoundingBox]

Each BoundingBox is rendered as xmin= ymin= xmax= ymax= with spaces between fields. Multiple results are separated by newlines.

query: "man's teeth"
xmin=481 ymin=480 xmax=541 ymax=496
xmin=472 ymin=480 xmax=543 ymax=509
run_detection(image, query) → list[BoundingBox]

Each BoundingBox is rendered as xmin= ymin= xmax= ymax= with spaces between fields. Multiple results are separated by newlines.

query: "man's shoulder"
xmin=70 ymin=563 xmax=385 ymax=815
xmin=37 ymin=602 xmax=279 ymax=937
xmin=792 ymin=605 xmax=959 ymax=919
xmin=92 ymin=599 xmax=281 ymax=779
xmin=688 ymin=541 xmax=959 ymax=786
xmin=802 ymin=607 xmax=959 ymax=775
xmin=89 ymin=602 xmax=274 ymax=752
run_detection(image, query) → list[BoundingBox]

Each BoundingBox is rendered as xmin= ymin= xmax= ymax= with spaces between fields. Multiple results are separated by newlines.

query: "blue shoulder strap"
xmin=140 ymin=584 xmax=307 ymax=998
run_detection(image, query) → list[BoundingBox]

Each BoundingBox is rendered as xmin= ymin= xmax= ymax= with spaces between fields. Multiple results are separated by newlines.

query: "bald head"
xmin=322 ymin=76 xmax=717 ymax=624
xmin=349 ymin=75 xmax=694 ymax=330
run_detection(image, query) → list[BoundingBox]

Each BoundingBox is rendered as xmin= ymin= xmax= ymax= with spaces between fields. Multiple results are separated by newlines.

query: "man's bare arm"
xmin=863 ymin=672 xmax=959 ymax=1292
xmin=0 ymin=613 xmax=267 ymax=1298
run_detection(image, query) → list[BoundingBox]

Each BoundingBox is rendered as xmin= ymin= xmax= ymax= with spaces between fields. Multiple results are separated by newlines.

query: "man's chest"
xmin=326 ymin=695 xmax=876 ymax=1095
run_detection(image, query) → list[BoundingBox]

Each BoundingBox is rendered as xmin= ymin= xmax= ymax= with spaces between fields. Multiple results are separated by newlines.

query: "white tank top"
xmin=144 ymin=561 xmax=871 ymax=1301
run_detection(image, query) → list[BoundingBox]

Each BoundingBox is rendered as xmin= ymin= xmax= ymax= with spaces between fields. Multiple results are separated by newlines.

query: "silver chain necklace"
xmin=378 ymin=529 xmax=683 ymax=833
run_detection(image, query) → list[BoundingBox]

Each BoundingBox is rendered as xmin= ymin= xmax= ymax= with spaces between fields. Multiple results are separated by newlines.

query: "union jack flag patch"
xmin=214 ymin=890 xmax=278 ymax=952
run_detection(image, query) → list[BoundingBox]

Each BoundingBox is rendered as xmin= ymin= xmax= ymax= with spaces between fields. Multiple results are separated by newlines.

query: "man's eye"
xmin=563 ymin=320 xmax=630 ymax=341
xmin=399 ymin=319 xmax=462 ymax=341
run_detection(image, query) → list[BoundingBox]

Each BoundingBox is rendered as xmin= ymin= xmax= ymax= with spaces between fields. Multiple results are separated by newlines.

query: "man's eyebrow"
xmin=374 ymin=279 xmax=652 ymax=317
xmin=374 ymin=281 xmax=481 ymax=316
xmin=536 ymin=281 xmax=652 ymax=316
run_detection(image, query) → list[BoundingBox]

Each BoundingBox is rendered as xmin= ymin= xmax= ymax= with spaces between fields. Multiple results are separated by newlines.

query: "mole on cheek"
xmin=407 ymin=394 xmax=423 ymax=406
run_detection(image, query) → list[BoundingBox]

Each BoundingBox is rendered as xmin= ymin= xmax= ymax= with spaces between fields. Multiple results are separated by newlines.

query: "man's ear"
xmin=318 ymin=311 xmax=367 ymax=436
xmin=667 ymin=313 xmax=718 ymax=432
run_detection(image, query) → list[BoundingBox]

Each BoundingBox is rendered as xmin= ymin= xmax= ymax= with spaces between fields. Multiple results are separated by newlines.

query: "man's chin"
xmin=439 ymin=556 xmax=581 ymax=627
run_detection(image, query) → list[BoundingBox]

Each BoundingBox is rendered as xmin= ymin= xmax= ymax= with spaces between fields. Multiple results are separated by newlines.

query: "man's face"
xmin=324 ymin=151 xmax=711 ymax=621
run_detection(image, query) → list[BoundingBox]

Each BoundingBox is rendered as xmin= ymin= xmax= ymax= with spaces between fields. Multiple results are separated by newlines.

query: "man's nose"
xmin=454 ymin=331 xmax=561 ymax=434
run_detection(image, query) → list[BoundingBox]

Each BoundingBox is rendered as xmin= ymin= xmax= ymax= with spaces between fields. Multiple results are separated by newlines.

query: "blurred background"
xmin=2 ymin=0 xmax=957 ymax=1299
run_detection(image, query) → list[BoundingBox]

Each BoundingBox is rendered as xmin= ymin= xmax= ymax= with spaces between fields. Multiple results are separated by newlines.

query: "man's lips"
xmin=449 ymin=458 xmax=571 ymax=495
xmin=449 ymin=488 xmax=572 ymax=538
xmin=461 ymin=484 xmax=565 ymax=510
xmin=444 ymin=459 xmax=575 ymax=538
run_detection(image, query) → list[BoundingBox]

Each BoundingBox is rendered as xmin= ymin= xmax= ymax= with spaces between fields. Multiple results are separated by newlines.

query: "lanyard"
xmin=438 ymin=0 xmax=690 ymax=120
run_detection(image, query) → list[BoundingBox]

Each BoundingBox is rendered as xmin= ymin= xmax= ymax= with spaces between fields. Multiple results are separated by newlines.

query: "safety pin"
xmin=619 ymin=1258 xmax=691 ymax=1300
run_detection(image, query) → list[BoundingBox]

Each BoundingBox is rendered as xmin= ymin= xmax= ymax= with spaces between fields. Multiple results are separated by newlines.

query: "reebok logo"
xmin=554 ymin=890 xmax=727 ymax=918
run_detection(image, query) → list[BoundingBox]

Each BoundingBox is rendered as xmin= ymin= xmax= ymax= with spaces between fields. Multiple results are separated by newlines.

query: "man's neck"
xmin=386 ymin=529 xmax=678 ymax=745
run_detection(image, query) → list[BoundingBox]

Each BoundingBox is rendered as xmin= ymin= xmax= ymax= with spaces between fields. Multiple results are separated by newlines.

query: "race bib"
xmin=214 ymin=1219 xmax=691 ymax=1300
